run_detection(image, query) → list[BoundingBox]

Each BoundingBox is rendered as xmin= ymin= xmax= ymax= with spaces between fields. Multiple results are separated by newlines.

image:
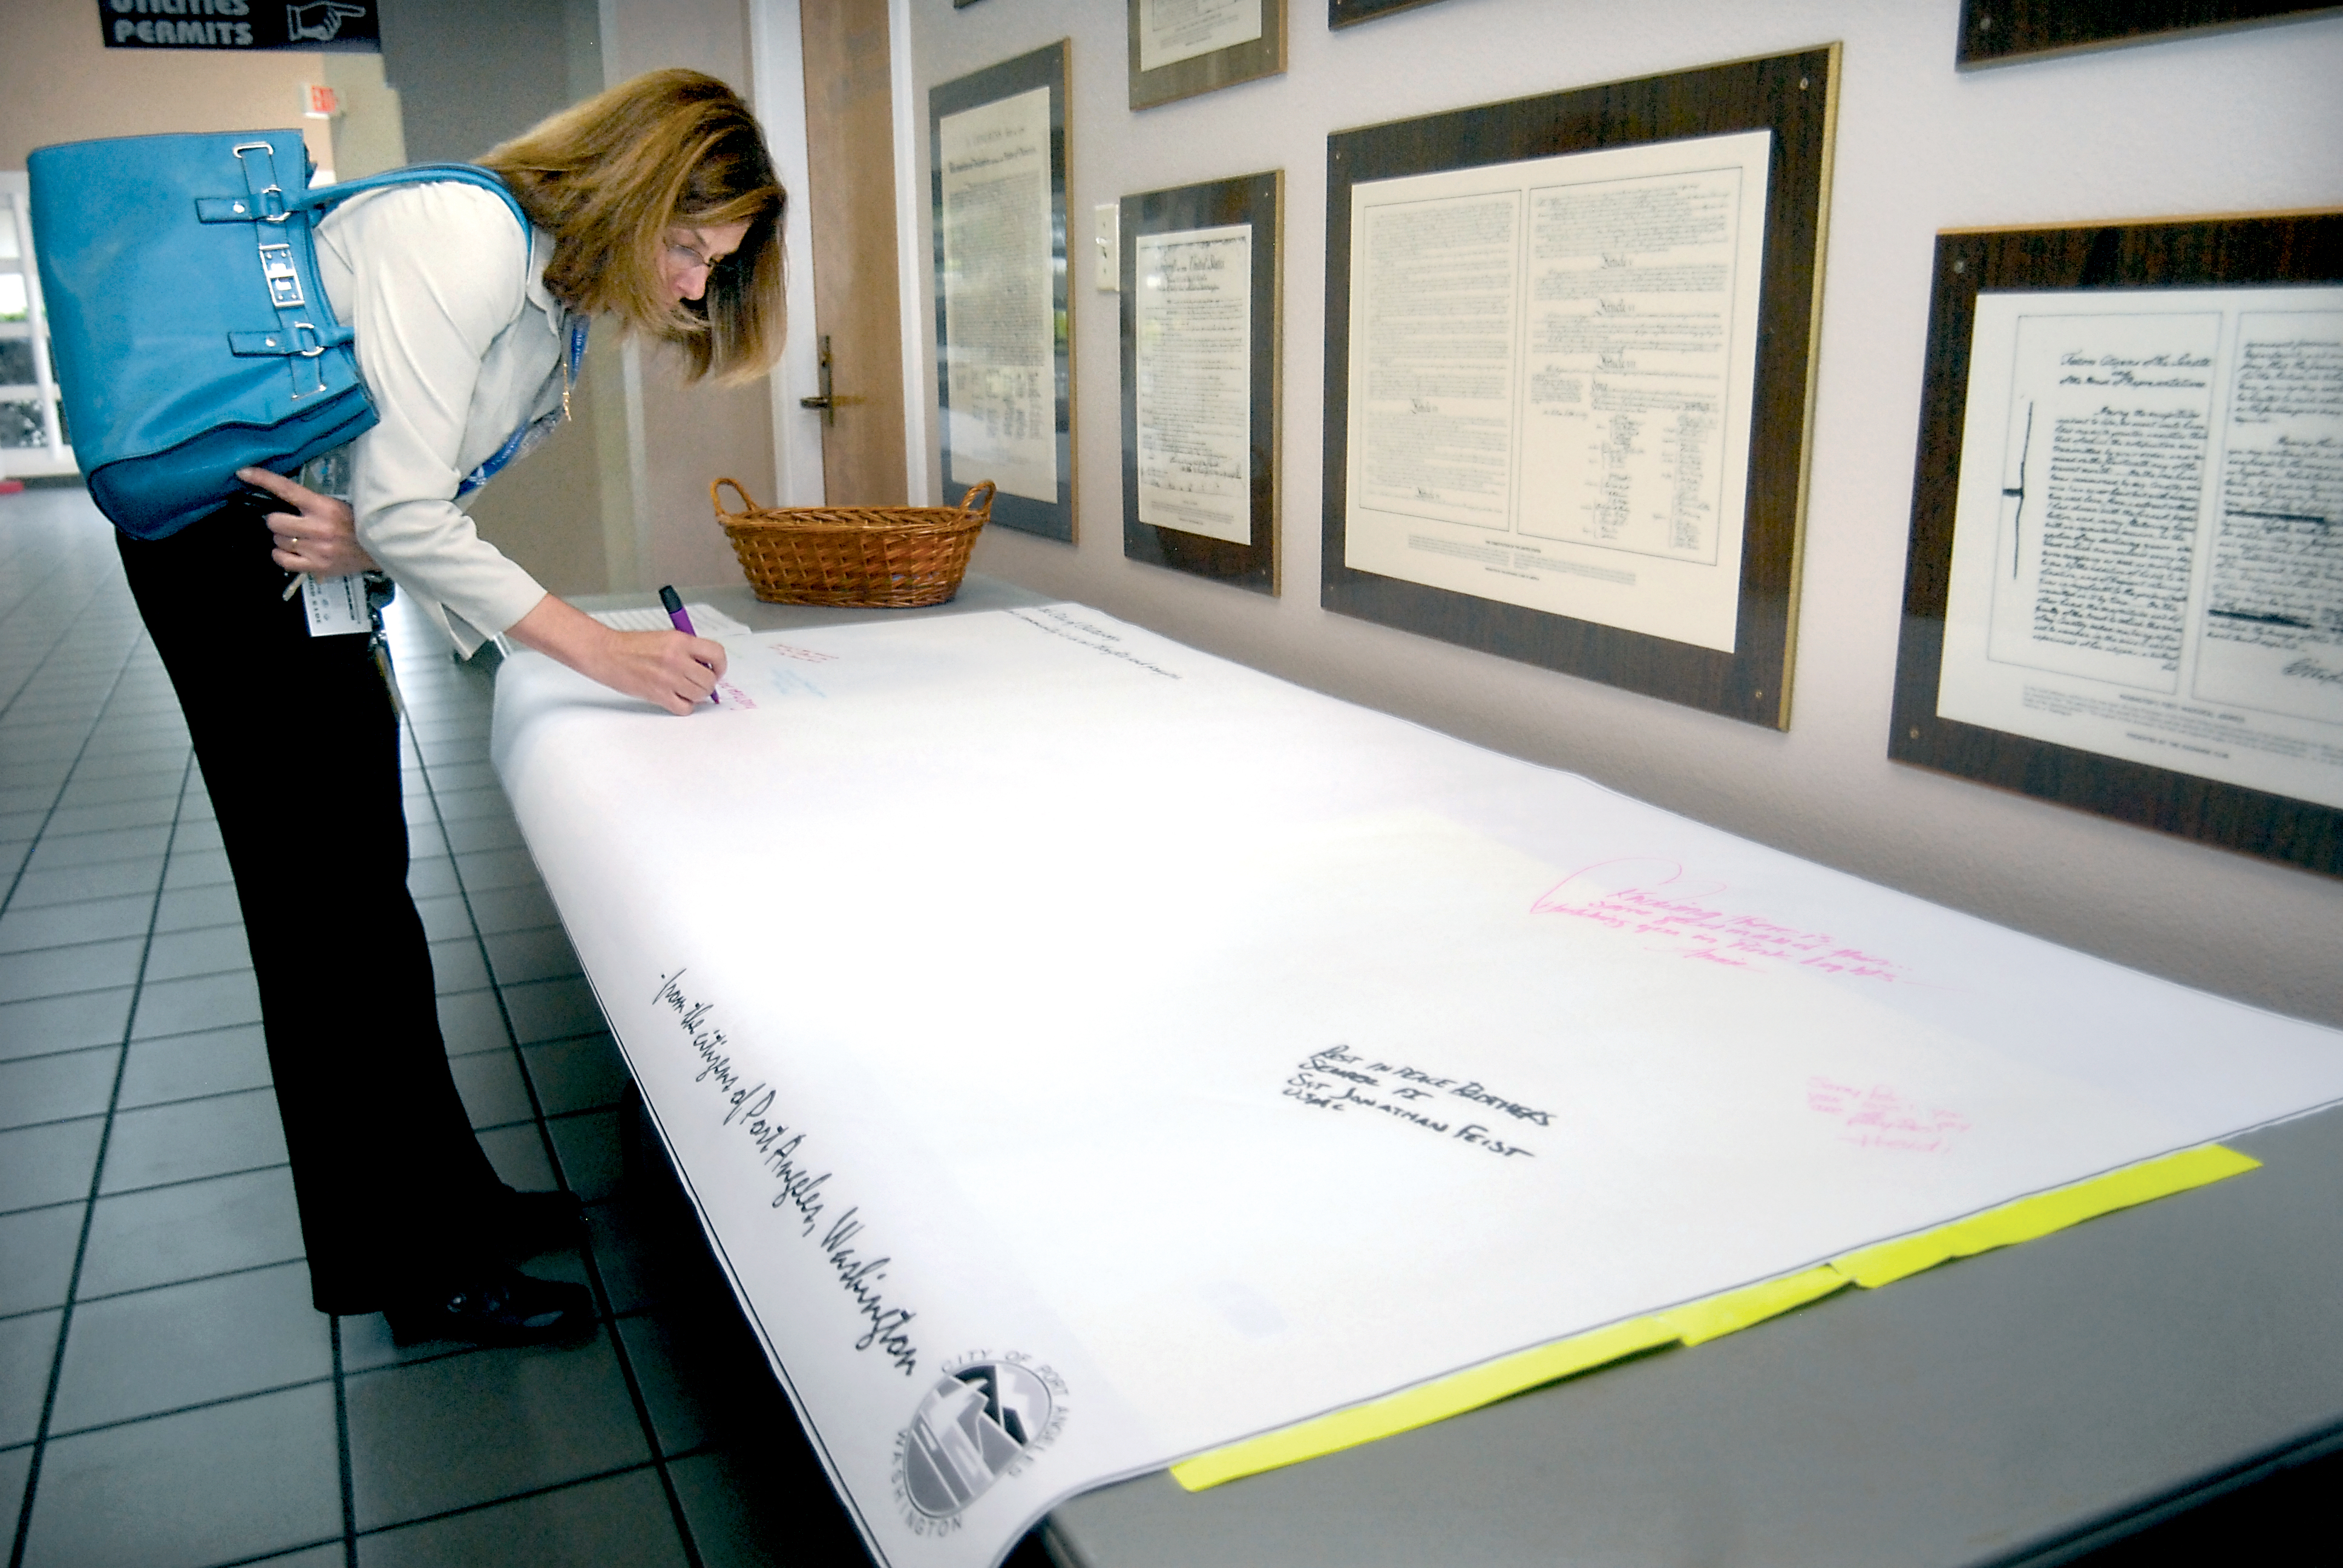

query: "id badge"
xmin=300 ymin=573 xmax=372 ymax=636
xmin=293 ymin=446 xmax=369 ymax=637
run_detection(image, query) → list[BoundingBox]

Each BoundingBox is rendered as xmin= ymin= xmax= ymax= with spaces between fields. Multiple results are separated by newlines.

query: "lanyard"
xmin=457 ymin=316 xmax=589 ymax=498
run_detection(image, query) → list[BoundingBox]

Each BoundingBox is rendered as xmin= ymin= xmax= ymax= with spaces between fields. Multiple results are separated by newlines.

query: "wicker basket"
xmin=710 ymin=478 xmax=995 ymax=607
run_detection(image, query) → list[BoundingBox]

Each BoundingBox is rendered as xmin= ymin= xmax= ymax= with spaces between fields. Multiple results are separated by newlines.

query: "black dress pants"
xmin=119 ymin=498 xmax=506 ymax=1313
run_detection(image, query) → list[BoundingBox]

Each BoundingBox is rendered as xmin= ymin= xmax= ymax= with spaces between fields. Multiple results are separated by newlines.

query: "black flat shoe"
xmin=385 ymin=1268 xmax=595 ymax=1348
xmin=497 ymin=1188 xmax=587 ymax=1259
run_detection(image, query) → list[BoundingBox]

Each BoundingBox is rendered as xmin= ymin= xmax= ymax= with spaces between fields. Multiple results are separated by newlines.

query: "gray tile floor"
xmin=0 ymin=485 xmax=969 ymax=1567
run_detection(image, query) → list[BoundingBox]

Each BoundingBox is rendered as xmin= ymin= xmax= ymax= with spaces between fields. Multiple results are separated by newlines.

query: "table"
xmin=542 ymin=578 xmax=2343 ymax=1568
xmin=1046 ymin=1103 xmax=2343 ymax=1567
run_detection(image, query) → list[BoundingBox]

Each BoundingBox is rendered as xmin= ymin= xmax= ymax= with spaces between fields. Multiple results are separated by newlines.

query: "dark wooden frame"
xmin=1888 ymin=212 xmax=2343 ymax=877
xmin=1121 ymin=172 xmax=1282 ymax=595
xmin=1322 ymin=47 xmax=1838 ymax=729
xmin=1329 ymin=0 xmax=1448 ymax=26
xmin=1129 ymin=0 xmax=1285 ymax=110
xmin=1956 ymin=1 xmax=2340 ymax=66
xmin=930 ymin=41 xmax=1075 ymax=543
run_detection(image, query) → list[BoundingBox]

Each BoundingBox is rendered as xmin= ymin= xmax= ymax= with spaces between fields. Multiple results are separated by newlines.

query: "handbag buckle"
xmin=231 ymin=142 xmax=291 ymax=222
xmin=287 ymin=322 xmax=329 ymax=399
xmin=257 ymin=243 xmax=305 ymax=309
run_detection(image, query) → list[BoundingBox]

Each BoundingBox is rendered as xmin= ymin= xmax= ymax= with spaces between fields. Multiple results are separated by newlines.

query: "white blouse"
xmin=314 ymin=181 xmax=572 ymax=653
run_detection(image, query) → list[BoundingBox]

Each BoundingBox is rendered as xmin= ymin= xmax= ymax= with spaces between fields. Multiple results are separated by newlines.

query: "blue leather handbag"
xmin=27 ymin=129 xmax=527 ymax=539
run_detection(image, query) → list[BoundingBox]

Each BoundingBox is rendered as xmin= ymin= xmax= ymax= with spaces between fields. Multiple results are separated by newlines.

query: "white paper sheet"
xmin=939 ymin=88 xmax=1058 ymax=505
xmin=493 ymin=606 xmax=2343 ymax=1568
xmin=1138 ymin=0 xmax=1262 ymax=73
xmin=1344 ymin=131 xmax=1772 ymax=652
xmin=587 ymin=602 xmax=753 ymax=638
xmin=1939 ymin=289 xmax=2343 ymax=808
xmin=1135 ymin=223 xmax=1253 ymax=544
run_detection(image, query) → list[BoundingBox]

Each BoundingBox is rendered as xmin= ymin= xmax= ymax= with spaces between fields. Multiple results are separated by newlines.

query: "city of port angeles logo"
xmin=892 ymin=1351 xmax=1068 ymax=1534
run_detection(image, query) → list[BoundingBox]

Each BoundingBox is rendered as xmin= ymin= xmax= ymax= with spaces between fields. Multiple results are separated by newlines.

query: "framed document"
xmin=1957 ymin=1 xmax=2340 ymax=66
xmin=1889 ymin=212 xmax=2343 ymax=876
xmin=1322 ymin=48 xmax=1838 ymax=728
xmin=931 ymin=42 xmax=1075 ymax=543
xmin=1129 ymin=0 xmax=1285 ymax=111
xmin=1329 ymin=0 xmax=1449 ymax=25
xmin=1121 ymin=171 xmax=1282 ymax=593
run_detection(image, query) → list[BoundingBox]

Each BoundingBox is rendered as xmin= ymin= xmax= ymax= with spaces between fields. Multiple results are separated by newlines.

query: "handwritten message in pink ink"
xmin=1531 ymin=858 xmax=1911 ymax=982
xmin=714 ymin=679 xmax=756 ymax=709
xmin=1806 ymin=1076 xmax=1970 ymax=1154
xmin=762 ymin=639 xmax=838 ymax=664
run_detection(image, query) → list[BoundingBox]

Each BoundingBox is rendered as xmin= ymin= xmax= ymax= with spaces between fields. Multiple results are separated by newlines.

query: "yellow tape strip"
xmin=1168 ymin=1316 xmax=1677 ymax=1492
xmin=1170 ymin=1144 xmax=2258 ymax=1492
xmin=1830 ymin=1144 xmax=2261 ymax=1288
xmin=1656 ymin=1264 xmax=1850 ymax=1346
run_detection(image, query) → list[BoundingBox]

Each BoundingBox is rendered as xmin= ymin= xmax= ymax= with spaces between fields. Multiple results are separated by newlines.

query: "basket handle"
xmin=957 ymin=480 xmax=997 ymax=517
xmin=711 ymin=477 xmax=759 ymax=520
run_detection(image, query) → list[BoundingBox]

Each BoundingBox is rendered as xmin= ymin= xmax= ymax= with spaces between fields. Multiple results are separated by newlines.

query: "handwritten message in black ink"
xmin=1005 ymin=607 xmax=1184 ymax=678
xmin=654 ymin=970 xmax=923 ymax=1376
xmin=1283 ymin=1043 xmax=1540 ymax=1158
xmin=2035 ymin=405 xmax=2206 ymax=668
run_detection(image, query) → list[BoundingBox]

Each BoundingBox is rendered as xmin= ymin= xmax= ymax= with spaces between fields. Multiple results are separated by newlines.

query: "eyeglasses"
xmin=664 ymin=237 xmax=733 ymax=273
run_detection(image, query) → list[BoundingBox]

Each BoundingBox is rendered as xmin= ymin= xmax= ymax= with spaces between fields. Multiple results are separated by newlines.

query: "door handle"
xmin=799 ymin=335 xmax=835 ymax=426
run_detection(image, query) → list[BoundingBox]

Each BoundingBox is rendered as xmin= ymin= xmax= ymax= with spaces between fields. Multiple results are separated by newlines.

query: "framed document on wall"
xmin=931 ymin=42 xmax=1075 ymax=543
xmin=1322 ymin=47 xmax=1839 ymax=728
xmin=1890 ymin=212 xmax=2343 ymax=876
xmin=1121 ymin=171 xmax=1282 ymax=594
xmin=1129 ymin=0 xmax=1285 ymax=110
xmin=1329 ymin=0 xmax=1448 ymax=25
xmin=1956 ymin=1 xmax=2340 ymax=66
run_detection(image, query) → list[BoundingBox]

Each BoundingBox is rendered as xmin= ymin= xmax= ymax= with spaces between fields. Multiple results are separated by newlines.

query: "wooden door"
xmin=798 ymin=0 xmax=907 ymax=504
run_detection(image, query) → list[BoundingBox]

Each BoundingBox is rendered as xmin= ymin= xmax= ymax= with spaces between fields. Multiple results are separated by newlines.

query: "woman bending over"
xmin=117 ymin=68 xmax=784 ymax=1345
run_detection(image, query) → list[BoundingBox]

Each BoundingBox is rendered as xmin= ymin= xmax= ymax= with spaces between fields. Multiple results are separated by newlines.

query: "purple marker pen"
xmin=658 ymin=584 xmax=719 ymax=705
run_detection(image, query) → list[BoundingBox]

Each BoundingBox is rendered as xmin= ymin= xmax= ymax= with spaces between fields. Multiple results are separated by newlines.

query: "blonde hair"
xmin=478 ymin=70 xmax=785 ymax=384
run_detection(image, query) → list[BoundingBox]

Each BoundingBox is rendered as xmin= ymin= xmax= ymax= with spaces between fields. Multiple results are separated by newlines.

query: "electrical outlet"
xmin=1093 ymin=202 xmax=1119 ymax=292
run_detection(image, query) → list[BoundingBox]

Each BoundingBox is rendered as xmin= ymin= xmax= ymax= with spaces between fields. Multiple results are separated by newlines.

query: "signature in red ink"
xmin=1530 ymin=858 xmax=1910 ymax=983
xmin=1807 ymin=1076 xmax=1970 ymax=1153
xmin=762 ymin=639 xmax=836 ymax=664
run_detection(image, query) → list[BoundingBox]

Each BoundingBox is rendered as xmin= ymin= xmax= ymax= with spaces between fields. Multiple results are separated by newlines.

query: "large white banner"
xmin=496 ymin=607 xmax=2343 ymax=1568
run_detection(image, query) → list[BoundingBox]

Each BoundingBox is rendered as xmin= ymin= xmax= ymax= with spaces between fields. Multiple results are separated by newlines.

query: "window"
xmin=0 ymin=172 xmax=76 ymax=477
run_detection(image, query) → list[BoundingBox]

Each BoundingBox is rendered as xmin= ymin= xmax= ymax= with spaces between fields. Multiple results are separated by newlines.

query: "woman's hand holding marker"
xmin=505 ymin=593 xmax=726 ymax=715
xmin=658 ymin=585 xmax=718 ymax=704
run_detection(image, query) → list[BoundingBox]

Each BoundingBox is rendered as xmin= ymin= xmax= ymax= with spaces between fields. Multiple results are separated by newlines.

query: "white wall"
xmin=603 ymin=0 xmax=779 ymax=593
xmin=905 ymin=0 xmax=2343 ymax=1026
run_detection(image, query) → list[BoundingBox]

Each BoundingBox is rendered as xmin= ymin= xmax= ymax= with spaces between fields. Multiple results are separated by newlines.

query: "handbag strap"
xmin=293 ymin=162 xmax=529 ymax=236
